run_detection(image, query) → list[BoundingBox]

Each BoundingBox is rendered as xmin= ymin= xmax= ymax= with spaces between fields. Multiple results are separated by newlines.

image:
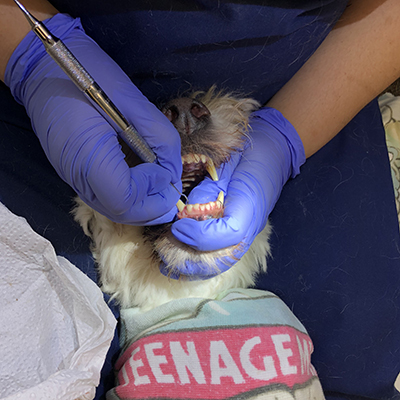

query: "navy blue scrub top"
xmin=48 ymin=0 xmax=347 ymax=104
xmin=1 ymin=1 xmax=400 ymax=399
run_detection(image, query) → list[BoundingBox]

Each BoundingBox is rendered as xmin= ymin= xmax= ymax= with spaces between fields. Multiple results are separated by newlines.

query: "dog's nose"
xmin=162 ymin=98 xmax=210 ymax=135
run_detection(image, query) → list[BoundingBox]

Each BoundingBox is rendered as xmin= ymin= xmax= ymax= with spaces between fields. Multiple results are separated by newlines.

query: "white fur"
xmin=73 ymin=89 xmax=271 ymax=312
xmin=74 ymin=198 xmax=271 ymax=312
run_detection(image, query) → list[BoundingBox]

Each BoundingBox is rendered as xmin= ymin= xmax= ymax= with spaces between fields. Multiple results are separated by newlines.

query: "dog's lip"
xmin=181 ymin=153 xmax=218 ymax=182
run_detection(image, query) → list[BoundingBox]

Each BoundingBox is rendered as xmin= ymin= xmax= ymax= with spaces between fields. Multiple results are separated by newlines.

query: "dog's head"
xmin=123 ymin=88 xmax=260 ymax=278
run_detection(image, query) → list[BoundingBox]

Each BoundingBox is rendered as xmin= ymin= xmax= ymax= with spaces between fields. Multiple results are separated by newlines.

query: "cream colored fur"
xmin=74 ymin=200 xmax=271 ymax=312
xmin=73 ymin=89 xmax=271 ymax=312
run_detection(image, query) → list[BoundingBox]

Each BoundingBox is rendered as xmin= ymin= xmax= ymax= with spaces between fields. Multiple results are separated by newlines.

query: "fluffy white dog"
xmin=73 ymin=89 xmax=325 ymax=400
xmin=73 ymin=88 xmax=271 ymax=312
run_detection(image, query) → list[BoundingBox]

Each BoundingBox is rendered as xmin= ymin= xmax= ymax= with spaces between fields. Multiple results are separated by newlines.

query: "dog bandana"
xmin=107 ymin=289 xmax=324 ymax=400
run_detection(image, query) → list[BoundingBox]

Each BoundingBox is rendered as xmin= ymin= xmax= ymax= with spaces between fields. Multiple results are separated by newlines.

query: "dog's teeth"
xmin=193 ymin=203 xmax=200 ymax=210
xmin=200 ymin=155 xmax=207 ymax=163
xmin=193 ymin=154 xmax=200 ymax=163
xmin=183 ymin=154 xmax=193 ymax=163
xmin=177 ymin=200 xmax=185 ymax=212
xmin=200 ymin=204 xmax=205 ymax=211
xmin=217 ymin=191 xmax=224 ymax=206
xmin=205 ymin=203 xmax=211 ymax=211
xmin=182 ymin=154 xmax=192 ymax=164
xmin=206 ymin=159 xmax=218 ymax=181
xmin=186 ymin=204 xmax=193 ymax=213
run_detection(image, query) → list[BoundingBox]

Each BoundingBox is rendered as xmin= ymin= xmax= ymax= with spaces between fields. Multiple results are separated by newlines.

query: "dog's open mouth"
xmin=176 ymin=152 xmax=224 ymax=221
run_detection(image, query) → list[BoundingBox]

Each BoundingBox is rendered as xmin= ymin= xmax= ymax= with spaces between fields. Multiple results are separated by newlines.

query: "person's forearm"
xmin=267 ymin=0 xmax=400 ymax=158
xmin=0 ymin=0 xmax=57 ymax=81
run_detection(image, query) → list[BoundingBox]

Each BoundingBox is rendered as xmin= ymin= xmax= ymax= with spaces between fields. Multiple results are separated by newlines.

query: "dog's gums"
xmin=177 ymin=190 xmax=224 ymax=221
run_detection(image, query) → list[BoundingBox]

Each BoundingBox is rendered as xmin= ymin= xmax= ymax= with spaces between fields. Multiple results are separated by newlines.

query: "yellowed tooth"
xmin=206 ymin=159 xmax=218 ymax=181
xmin=177 ymin=199 xmax=185 ymax=212
xmin=184 ymin=154 xmax=192 ymax=163
xmin=193 ymin=154 xmax=200 ymax=163
xmin=187 ymin=204 xmax=193 ymax=213
xmin=200 ymin=154 xmax=207 ymax=163
xmin=217 ymin=191 xmax=224 ymax=206
xmin=193 ymin=203 xmax=200 ymax=210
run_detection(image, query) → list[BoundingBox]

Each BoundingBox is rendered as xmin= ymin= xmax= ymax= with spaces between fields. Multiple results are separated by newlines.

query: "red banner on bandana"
xmin=114 ymin=325 xmax=317 ymax=399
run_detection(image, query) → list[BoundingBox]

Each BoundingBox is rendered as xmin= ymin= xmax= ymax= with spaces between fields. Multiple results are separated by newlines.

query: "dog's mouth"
xmin=176 ymin=152 xmax=224 ymax=221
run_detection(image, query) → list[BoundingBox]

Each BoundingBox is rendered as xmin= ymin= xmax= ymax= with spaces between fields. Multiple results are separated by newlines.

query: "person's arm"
xmin=0 ymin=0 xmax=57 ymax=80
xmin=170 ymin=0 xmax=400 ymax=279
xmin=0 ymin=0 xmax=183 ymax=225
xmin=267 ymin=0 xmax=400 ymax=157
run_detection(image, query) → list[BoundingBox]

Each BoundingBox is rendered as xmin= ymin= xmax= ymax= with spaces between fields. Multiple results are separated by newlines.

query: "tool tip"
xmin=13 ymin=0 xmax=39 ymax=27
xmin=13 ymin=0 xmax=25 ymax=12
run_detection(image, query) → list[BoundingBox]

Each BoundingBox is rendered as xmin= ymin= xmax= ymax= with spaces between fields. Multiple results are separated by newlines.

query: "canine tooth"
xmin=186 ymin=204 xmax=193 ymax=213
xmin=217 ymin=191 xmax=224 ymax=206
xmin=206 ymin=159 xmax=218 ymax=181
xmin=177 ymin=200 xmax=185 ymax=212
xmin=193 ymin=203 xmax=200 ymax=210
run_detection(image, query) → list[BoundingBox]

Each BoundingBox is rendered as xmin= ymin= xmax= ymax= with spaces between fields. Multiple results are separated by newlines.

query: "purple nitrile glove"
xmin=5 ymin=14 xmax=182 ymax=225
xmin=160 ymin=107 xmax=305 ymax=279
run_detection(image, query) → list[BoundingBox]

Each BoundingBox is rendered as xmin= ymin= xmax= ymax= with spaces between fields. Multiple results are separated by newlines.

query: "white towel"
xmin=0 ymin=203 xmax=117 ymax=400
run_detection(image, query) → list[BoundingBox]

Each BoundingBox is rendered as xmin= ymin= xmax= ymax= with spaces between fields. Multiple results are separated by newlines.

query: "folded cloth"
xmin=379 ymin=92 xmax=400 ymax=226
xmin=0 ymin=203 xmax=117 ymax=400
xmin=108 ymin=289 xmax=324 ymax=400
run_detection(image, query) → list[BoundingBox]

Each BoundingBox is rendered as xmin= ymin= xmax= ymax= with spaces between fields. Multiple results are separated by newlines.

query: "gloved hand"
xmin=5 ymin=14 xmax=182 ymax=225
xmin=163 ymin=107 xmax=305 ymax=279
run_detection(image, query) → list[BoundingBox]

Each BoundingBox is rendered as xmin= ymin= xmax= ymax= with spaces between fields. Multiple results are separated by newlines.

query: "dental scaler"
xmin=13 ymin=0 xmax=185 ymax=209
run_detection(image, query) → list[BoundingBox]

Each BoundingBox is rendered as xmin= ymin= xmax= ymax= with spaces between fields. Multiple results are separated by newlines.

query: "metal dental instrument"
xmin=14 ymin=0 xmax=186 ymax=209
